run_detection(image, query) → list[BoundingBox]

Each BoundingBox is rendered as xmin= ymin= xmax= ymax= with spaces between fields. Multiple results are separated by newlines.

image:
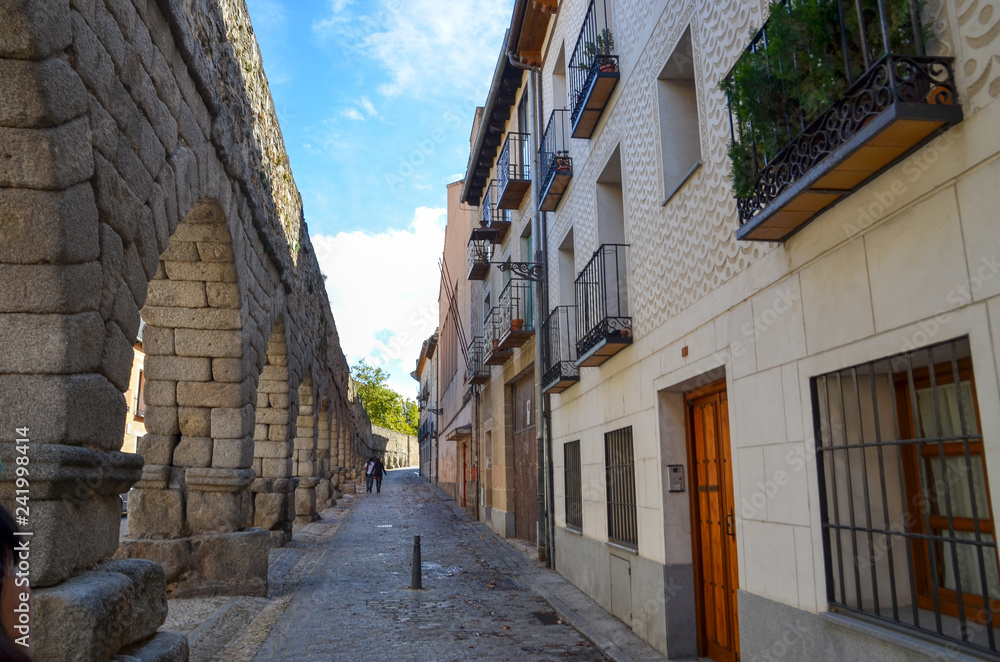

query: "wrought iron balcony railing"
xmin=467 ymin=226 xmax=497 ymax=281
xmin=575 ymin=244 xmax=631 ymax=367
xmin=538 ymin=109 xmax=573 ymax=212
xmin=568 ymin=0 xmax=620 ymax=138
xmin=724 ymin=0 xmax=962 ymax=241
xmin=497 ymin=132 xmax=531 ymax=210
xmin=542 ymin=306 xmax=579 ymax=394
xmin=481 ymin=179 xmax=511 ymax=240
xmin=483 ymin=307 xmax=512 ymax=365
xmin=497 ymin=277 xmax=534 ymax=351
xmin=466 ymin=336 xmax=490 ymax=385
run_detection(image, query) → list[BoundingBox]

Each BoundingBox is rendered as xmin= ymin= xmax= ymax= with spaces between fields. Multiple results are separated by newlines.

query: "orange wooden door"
xmin=689 ymin=383 xmax=740 ymax=662
xmin=513 ymin=373 xmax=538 ymax=542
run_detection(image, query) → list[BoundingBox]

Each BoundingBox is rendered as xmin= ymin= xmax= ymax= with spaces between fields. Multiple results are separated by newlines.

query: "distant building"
xmin=121 ymin=321 xmax=147 ymax=454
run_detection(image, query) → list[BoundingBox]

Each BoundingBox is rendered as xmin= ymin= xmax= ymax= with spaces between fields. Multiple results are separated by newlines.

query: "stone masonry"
xmin=0 ymin=0 xmax=374 ymax=659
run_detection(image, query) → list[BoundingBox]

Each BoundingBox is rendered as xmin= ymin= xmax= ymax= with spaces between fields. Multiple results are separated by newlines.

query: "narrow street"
xmin=164 ymin=470 xmax=664 ymax=661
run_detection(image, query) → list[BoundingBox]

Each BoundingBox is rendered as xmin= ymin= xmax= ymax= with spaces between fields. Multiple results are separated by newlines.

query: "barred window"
xmin=605 ymin=427 xmax=637 ymax=547
xmin=564 ymin=441 xmax=582 ymax=530
xmin=814 ymin=337 xmax=999 ymax=655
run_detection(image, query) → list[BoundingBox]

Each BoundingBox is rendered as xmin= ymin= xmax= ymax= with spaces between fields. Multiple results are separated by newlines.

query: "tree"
xmin=351 ymin=360 xmax=418 ymax=436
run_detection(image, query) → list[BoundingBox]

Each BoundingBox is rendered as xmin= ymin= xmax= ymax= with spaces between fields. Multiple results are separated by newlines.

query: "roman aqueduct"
xmin=0 ymin=0 xmax=381 ymax=658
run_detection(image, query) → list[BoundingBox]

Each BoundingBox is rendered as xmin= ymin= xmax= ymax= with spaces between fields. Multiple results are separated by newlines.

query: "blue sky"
xmin=245 ymin=0 xmax=513 ymax=396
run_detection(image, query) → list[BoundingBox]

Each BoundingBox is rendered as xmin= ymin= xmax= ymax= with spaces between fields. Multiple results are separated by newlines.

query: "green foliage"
xmin=351 ymin=360 xmax=418 ymax=436
xmin=720 ymin=0 xmax=925 ymax=199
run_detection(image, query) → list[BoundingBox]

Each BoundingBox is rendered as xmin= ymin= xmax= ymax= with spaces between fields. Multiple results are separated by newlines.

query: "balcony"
xmin=568 ymin=0 xmax=619 ymax=139
xmin=538 ymin=109 xmax=573 ymax=212
xmin=466 ymin=336 xmax=490 ymax=385
xmin=483 ymin=307 xmax=512 ymax=365
xmin=541 ymin=306 xmax=579 ymax=394
xmin=497 ymin=132 xmax=531 ymax=210
xmin=467 ymin=226 xmax=497 ymax=281
xmin=575 ymin=244 xmax=631 ymax=367
xmin=497 ymin=277 xmax=534 ymax=350
xmin=482 ymin=179 xmax=511 ymax=241
xmin=723 ymin=0 xmax=962 ymax=242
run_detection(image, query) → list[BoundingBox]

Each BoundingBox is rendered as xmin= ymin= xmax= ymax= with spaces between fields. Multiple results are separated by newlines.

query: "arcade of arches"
xmin=0 ymin=0 xmax=385 ymax=659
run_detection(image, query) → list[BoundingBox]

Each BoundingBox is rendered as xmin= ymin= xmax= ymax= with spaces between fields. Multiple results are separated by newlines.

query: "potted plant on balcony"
xmin=578 ymin=29 xmax=618 ymax=74
xmin=555 ymin=150 xmax=572 ymax=172
xmin=511 ymin=318 xmax=524 ymax=331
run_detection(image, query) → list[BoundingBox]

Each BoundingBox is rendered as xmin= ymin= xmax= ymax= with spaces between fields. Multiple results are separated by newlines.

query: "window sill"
xmin=605 ymin=540 xmax=638 ymax=556
xmin=563 ymin=526 xmax=583 ymax=536
xmin=661 ymin=160 xmax=702 ymax=207
xmin=821 ymin=610 xmax=994 ymax=662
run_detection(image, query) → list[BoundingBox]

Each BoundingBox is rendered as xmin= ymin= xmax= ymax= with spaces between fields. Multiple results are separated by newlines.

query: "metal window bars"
xmin=537 ymin=109 xmax=573 ymax=211
xmin=723 ymin=0 xmax=959 ymax=229
xmin=541 ymin=305 xmax=580 ymax=393
xmin=568 ymin=0 xmax=619 ymax=131
xmin=813 ymin=336 xmax=999 ymax=655
xmin=565 ymin=440 xmax=583 ymax=530
xmin=498 ymin=132 xmax=531 ymax=210
xmin=575 ymin=244 xmax=631 ymax=365
xmin=605 ymin=426 xmax=637 ymax=547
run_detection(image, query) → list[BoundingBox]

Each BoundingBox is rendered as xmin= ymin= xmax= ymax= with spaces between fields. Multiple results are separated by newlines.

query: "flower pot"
xmin=492 ymin=338 xmax=500 ymax=350
xmin=511 ymin=319 xmax=524 ymax=331
xmin=599 ymin=63 xmax=618 ymax=73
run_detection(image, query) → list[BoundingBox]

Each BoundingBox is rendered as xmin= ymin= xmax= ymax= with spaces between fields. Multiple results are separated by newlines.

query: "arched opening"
xmin=293 ymin=371 xmax=320 ymax=530
xmin=251 ymin=318 xmax=295 ymax=547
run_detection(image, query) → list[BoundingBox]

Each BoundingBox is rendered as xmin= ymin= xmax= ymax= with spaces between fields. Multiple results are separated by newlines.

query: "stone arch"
xmin=121 ymin=198 xmax=264 ymax=598
xmin=292 ymin=371 xmax=320 ymax=530
xmin=314 ymin=396 xmax=334 ymax=509
xmin=250 ymin=317 xmax=295 ymax=547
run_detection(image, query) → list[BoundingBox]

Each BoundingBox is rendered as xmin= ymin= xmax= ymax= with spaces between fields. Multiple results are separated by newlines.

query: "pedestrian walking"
xmin=364 ymin=458 xmax=375 ymax=493
xmin=372 ymin=457 xmax=386 ymax=493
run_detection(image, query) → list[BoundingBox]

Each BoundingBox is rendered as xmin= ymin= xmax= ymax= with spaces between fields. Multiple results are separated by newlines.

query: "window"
xmin=558 ymin=229 xmax=576 ymax=307
xmin=134 ymin=369 xmax=146 ymax=419
xmin=657 ymin=28 xmax=701 ymax=204
xmin=565 ymin=441 xmax=582 ymax=530
xmin=813 ymin=337 xmax=999 ymax=655
xmin=605 ymin=426 xmax=637 ymax=547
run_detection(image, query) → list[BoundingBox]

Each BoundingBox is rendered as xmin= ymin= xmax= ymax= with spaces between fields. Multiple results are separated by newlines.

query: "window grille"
xmin=813 ymin=337 xmax=999 ymax=654
xmin=565 ymin=441 xmax=582 ymax=530
xmin=605 ymin=426 xmax=637 ymax=547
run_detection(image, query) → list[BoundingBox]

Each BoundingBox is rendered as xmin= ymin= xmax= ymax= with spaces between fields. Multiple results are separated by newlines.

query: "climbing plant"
xmin=720 ymin=0 xmax=925 ymax=198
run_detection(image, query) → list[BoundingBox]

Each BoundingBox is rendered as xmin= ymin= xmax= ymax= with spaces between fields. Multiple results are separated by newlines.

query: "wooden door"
xmin=688 ymin=382 xmax=740 ymax=662
xmin=513 ymin=373 xmax=538 ymax=542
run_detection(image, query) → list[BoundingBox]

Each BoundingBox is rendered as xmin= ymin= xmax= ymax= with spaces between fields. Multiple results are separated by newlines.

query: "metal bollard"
xmin=411 ymin=535 xmax=422 ymax=589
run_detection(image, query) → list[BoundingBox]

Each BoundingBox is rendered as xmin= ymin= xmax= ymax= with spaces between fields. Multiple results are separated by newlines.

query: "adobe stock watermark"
xmin=842 ymin=131 xmax=958 ymax=237
xmin=899 ymin=253 xmax=1000 ymax=353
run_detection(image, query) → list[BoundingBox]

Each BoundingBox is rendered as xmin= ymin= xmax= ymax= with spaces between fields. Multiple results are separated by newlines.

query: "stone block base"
xmin=269 ymin=529 xmax=290 ymax=548
xmin=111 ymin=631 xmax=189 ymax=661
xmin=33 ymin=559 xmax=174 ymax=662
xmin=117 ymin=528 xmax=268 ymax=598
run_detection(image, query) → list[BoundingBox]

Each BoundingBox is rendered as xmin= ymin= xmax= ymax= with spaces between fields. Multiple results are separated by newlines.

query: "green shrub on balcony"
xmin=720 ymin=0 xmax=926 ymax=199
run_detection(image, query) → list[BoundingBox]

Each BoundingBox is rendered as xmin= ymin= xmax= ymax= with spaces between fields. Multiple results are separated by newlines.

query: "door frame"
xmin=686 ymin=378 xmax=740 ymax=662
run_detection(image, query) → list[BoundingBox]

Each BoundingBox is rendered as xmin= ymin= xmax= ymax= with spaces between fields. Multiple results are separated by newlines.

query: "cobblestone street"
xmin=163 ymin=470 xmax=663 ymax=661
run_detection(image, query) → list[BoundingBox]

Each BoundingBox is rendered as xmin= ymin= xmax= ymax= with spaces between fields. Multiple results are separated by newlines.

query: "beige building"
xmin=455 ymin=0 xmax=1000 ymax=660
xmin=121 ymin=323 xmax=147 ymax=454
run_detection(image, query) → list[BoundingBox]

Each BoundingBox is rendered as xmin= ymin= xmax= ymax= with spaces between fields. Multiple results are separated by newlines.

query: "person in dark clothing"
xmin=372 ymin=457 xmax=386 ymax=493
xmin=364 ymin=457 xmax=375 ymax=493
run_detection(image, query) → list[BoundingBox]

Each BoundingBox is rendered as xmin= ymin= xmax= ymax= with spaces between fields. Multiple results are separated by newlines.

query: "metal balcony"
xmin=497 ymin=277 xmax=534 ymax=351
xmin=497 ymin=132 xmax=531 ymax=210
xmin=541 ymin=306 xmax=579 ymax=394
xmin=725 ymin=0 xmax=962 ymax=242
xmin=482 ymin=179 xmax=511 ymax=241
xmin=467 ymin=226 xmax=497 ymax=281
xmin=466 ymin=336 xmax=490 ymax=385
xmin=568 ymin=0 xmax=619 ymax=139
xmin=538 ymin=109 xmax=573 ymax=212
xmin=575 ymin=244 xmax=631 ymax=367
xmin=483 ymin=307 xmax=512 ymax=365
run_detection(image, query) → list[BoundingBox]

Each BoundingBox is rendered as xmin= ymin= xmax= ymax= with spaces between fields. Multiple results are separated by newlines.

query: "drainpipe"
xmin=507 ymin=50 xmax=555 ymax=570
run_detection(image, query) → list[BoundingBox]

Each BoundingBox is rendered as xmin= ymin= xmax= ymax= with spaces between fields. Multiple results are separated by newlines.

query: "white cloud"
xmin=314 ymin=0 xmax=512 ymax=98
xmin=312 ymin=207 xmax=445 ymax=396
xmin=359 ymin=96 xmax=378 ymax=117
xmin=341 ymin=108 xmax=365 ymax=121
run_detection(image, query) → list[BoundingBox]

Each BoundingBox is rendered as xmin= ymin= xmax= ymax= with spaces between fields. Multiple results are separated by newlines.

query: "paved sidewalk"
xmin=163 ymin=469 xmax=669 ymax=661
